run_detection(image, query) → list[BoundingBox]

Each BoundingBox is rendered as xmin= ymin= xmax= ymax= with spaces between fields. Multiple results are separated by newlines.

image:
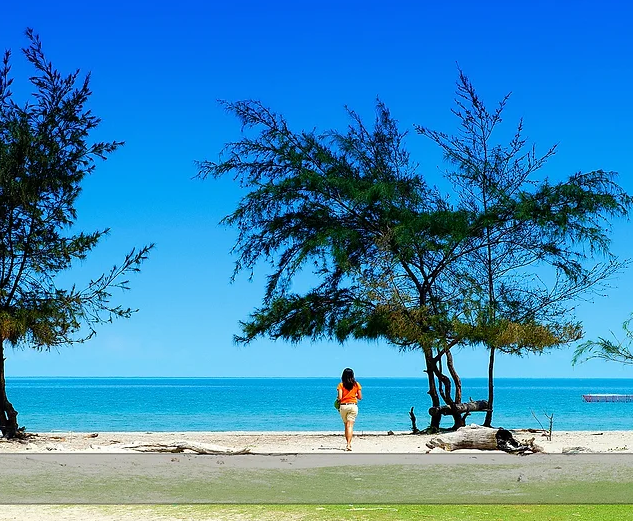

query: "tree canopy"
xmin=416 ymin=70 xmax=630 ymax=425
xmin=0 ymin=30 xmax=153 ymax=437
xmin=202 ymin=73 xmax=630 ymax=431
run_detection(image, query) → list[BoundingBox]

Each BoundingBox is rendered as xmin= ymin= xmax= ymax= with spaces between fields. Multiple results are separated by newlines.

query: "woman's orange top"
xmin=337 ymin=382 xmax=362 ymax=404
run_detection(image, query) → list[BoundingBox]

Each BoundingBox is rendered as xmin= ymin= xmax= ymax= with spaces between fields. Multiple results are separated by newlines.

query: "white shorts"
xmin=339 ymin=403 xmax=358 ymax=423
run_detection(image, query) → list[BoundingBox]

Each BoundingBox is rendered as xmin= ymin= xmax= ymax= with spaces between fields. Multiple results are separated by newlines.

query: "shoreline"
xmin=1 ymin=429 xmax=631 ymax=454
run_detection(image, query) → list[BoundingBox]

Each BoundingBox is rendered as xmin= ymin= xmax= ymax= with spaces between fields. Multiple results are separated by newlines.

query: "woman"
xmin=337 ymin=367 xmax=362 ymax=451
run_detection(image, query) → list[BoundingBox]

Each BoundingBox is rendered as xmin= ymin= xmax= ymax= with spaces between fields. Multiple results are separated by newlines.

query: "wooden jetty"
xmin=582 ymin=394 xmax=633 ymax=403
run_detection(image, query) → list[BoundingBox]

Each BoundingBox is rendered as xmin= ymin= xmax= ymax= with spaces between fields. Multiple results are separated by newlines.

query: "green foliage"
xmin=0 ymin=29 xmax=153 ymax=351
xmin=417 ymin=70 xmax=630 ymax=358
xmin=572 ymin=315 xmax=633 ymax=366
xmin=414 ymin=70 xmax=630 ymax=425
xmin=206 ymin=92 xmax=628 ymax=356
xmin=453 ymin=316 xmax=583 ymax=354
xmin=204 ymin=72 xmax=630 ymax=425
xmin=201 ymin=99 xmax=483 ymax=357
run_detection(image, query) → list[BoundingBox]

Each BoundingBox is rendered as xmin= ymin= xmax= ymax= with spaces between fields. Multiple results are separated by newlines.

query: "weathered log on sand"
xmin=124 ymin=442 xmax=251 ymax=455
xmin=426 ymin=424 xmax=543 ymax=454
xmin=428 ymin=400 xmax=489 ymax=417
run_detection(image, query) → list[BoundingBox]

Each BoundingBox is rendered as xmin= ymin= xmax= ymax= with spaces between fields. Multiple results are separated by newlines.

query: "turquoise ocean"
xmin=7 ymin=377 xmax=633 ymax=432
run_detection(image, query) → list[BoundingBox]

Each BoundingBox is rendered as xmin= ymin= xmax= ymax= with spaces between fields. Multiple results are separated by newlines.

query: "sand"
xmin=0 ymin=428 xmax=631 ymax=454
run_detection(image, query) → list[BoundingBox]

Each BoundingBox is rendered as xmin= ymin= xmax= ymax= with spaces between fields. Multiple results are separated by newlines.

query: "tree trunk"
xmin=426 ymin=424 xmax=543 ymax=454
xmin=424 ymin=350 xmax=442 ymax=431
xmin=431 ymin=350 xmax=464 ymax=430
xmin=409 ymin=407 xmax=420 ymax=434
xmin=444 ymin=350 xmax=464 ymax=429
xmin=0 ymin=339 xmax=19 ymax=439
xmin=448 ymin=405 xmax=465 ymax=430
xmin=483 ymin=346 xmax=495 ymax=427
xmin=445 ymin=350 xmax=462 ymax=403
xmin=429 ymin=411 xmax=441 ymax=431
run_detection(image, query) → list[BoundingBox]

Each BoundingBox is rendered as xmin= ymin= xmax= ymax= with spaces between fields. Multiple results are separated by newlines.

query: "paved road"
xmin=1 ymin=453 xmax=632 ymax=503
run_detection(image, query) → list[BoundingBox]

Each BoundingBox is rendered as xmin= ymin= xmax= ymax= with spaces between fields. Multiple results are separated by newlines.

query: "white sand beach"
xmin=1 ymin=429 xmax=631 ymax=454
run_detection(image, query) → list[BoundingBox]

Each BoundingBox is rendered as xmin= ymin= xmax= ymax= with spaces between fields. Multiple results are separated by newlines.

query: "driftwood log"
xmin=428 ymin=400 xmax=489 ymax=417
xmin=427 ymin=424 xmax=543 ymax=454
xmin=123 ymin=442 xmax=251 ymax=455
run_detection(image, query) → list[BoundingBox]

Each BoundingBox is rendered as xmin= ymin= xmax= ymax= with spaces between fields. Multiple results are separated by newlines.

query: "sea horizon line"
xmin=5 ymin=375 xmax=633 ymax=380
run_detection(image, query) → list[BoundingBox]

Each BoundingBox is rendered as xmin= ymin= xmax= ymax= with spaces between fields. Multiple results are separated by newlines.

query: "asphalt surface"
xmin=2 ymin=453 xmax=632 ymax=503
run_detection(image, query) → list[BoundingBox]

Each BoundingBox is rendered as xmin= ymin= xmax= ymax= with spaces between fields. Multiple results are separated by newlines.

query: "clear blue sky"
xmin=1 ymin=0 xmax=632 ymax=378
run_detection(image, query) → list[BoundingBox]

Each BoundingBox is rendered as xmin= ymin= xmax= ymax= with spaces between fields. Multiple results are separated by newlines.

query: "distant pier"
xmin=582 ymin=394 xmax=633 ymax=403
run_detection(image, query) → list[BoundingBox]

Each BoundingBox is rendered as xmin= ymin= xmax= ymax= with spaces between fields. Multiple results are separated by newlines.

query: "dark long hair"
xmin=341 ymin=368 xmax=356 ymax=391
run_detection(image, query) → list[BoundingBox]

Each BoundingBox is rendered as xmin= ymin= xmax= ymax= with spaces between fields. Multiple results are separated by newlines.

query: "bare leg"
xmin=345 ymin=421 xmax=354 ymax=450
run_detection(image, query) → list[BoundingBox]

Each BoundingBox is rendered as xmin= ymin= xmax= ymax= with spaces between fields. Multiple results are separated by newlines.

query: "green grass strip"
xmin=32 ymin=504 xmax=633 ymax=520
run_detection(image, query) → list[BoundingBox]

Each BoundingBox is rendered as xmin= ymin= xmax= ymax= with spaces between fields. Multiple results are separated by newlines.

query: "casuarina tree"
xmin=202 ymin=76 xmax=630 ymax=431
xmin=200 ymin=99 xmax=490 ymax=430
xmin=416 ymin=70 xmax=631 ymax=426
xmin=0 ymin=30 xmax=153 ymax=438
